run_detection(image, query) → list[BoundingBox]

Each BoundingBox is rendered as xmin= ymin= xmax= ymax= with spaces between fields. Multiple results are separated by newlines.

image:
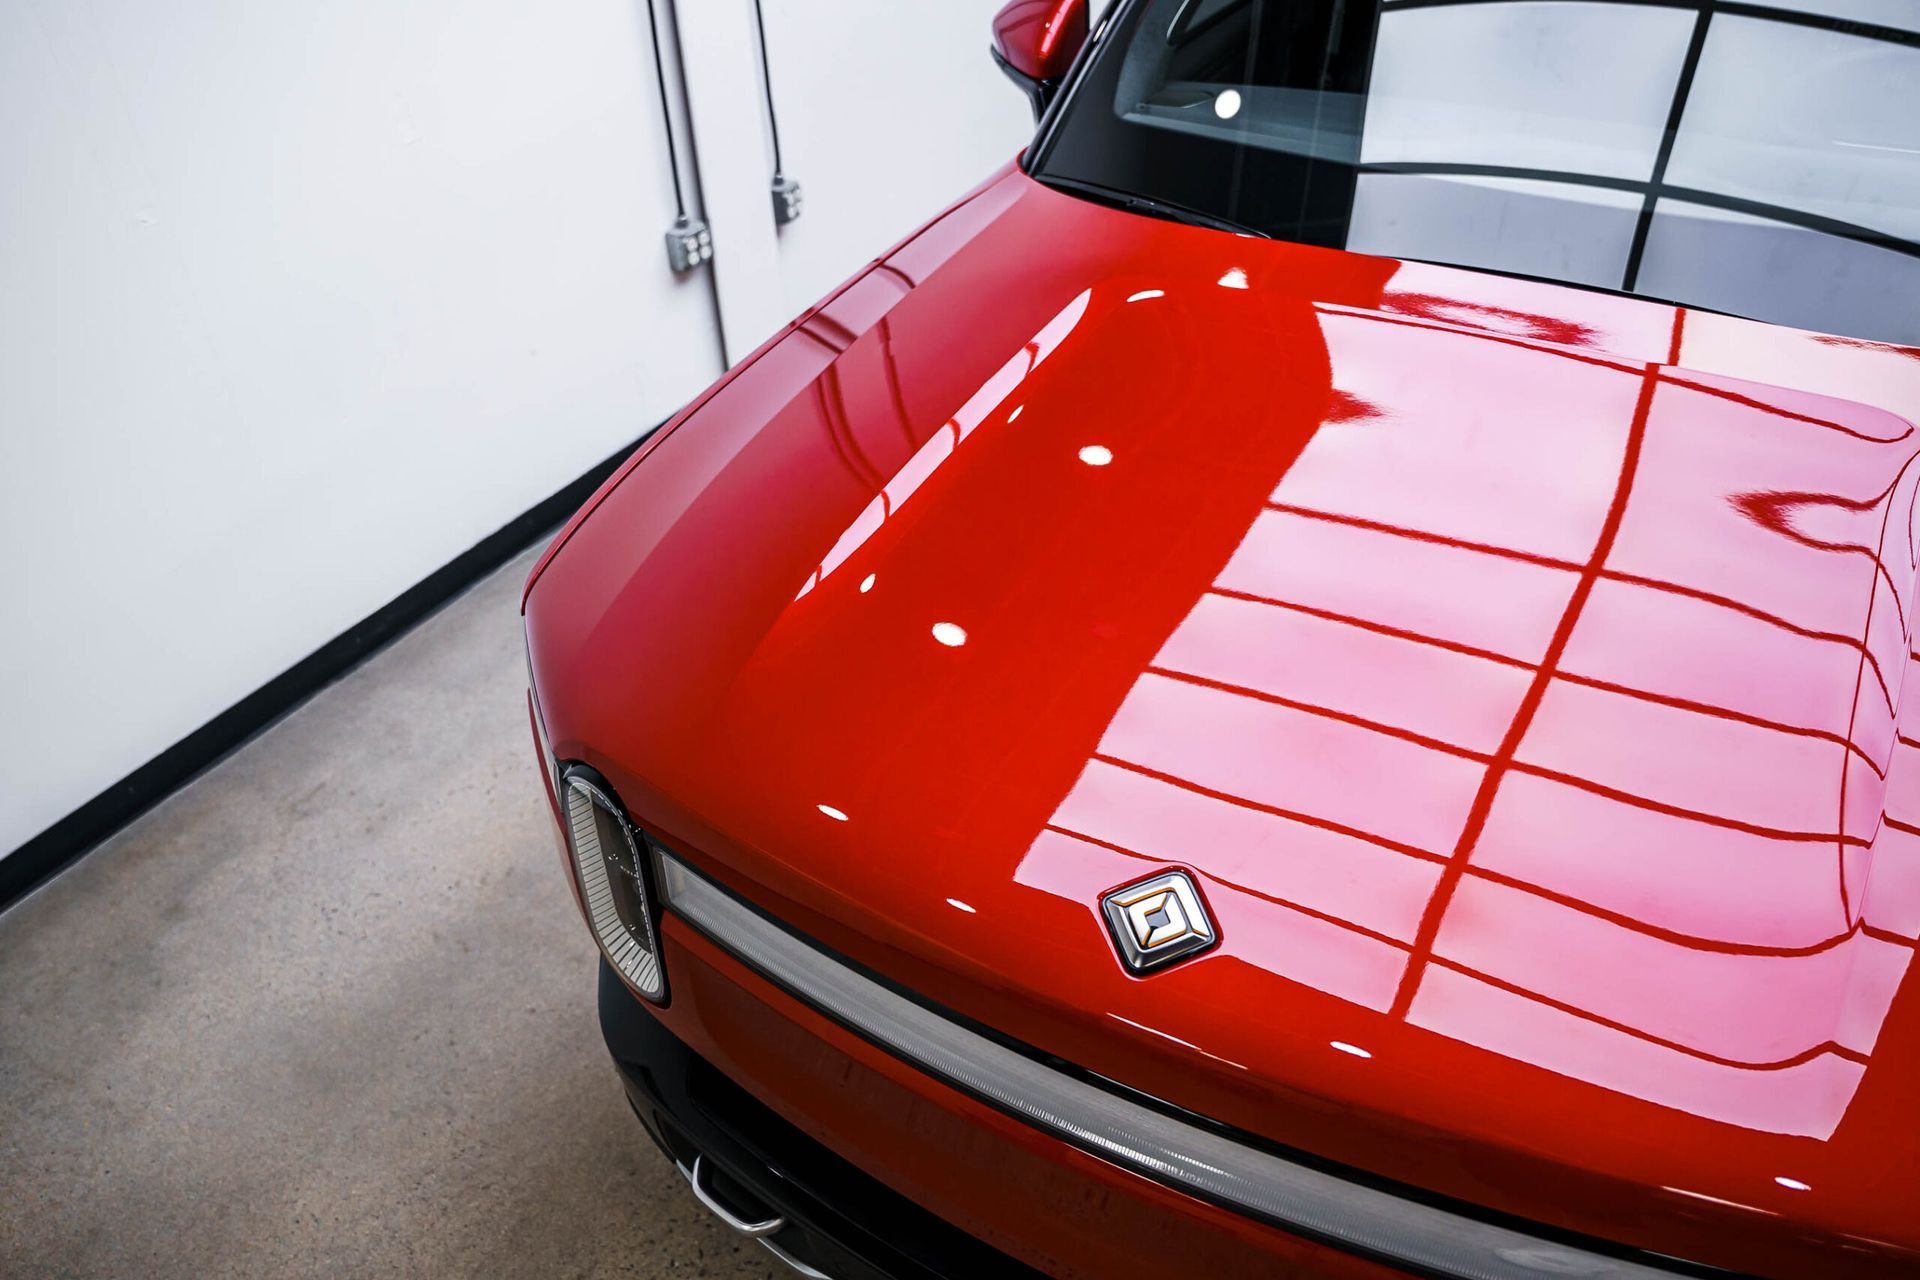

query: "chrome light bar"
xmin=655 ymin=852 xmax=1697 ymax=1280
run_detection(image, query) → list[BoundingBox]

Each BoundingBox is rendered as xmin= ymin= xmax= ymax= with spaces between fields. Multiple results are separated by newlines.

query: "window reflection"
xmin=1020 ymin=293 xmax=1918 ymax=1139
xmin=791 ymin=290 xmax=1091 ymax=601
xmin=772 ymin=263 xmax=1917 ymax=1143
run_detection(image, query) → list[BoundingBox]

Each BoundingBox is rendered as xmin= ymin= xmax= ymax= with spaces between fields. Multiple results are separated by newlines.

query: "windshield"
xmin=1032 ymin=0 xmax=1920 ymax=345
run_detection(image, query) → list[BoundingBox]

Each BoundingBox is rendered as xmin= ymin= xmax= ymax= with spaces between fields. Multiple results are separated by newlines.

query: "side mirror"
xmin=991 ymin=0 xmax=1090 ymax=121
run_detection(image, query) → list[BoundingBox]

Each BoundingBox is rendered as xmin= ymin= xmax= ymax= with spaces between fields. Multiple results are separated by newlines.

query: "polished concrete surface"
xmin=0 ymin=544 xmax=782 ymax=1279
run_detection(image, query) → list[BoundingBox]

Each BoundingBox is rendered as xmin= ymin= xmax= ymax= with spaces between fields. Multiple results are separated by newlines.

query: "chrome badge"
xmin=1101 ymin=871 xmax=1216 ymax=974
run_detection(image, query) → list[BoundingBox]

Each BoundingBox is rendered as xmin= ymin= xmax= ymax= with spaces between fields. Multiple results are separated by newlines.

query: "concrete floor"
xmin=0 ymin=544 xmax=782 ymax=1279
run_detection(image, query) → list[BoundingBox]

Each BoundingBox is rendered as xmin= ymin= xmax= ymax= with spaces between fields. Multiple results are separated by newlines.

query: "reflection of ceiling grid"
xmin=1364 ymin=0 xmax=1920 ymax=284
xmin=1048 ymin=301 xmax=1919 ymax=1137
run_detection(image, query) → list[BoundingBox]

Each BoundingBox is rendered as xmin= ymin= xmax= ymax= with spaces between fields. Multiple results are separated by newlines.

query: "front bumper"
xmin=601 ymin=907 xmax=1403 ymax=1280
xmin=599 ymin=957 xmax=1043 ymax=1279
xmin=614 ymin=848 xmax=1734 ymax=1280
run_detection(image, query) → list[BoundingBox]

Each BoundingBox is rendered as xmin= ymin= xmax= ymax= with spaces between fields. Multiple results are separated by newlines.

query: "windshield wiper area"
xmin=1035 ymin=175 xmax=1269 ymax=239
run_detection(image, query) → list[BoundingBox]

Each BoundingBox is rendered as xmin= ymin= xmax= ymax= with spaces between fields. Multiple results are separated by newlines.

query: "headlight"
xmin=561 ymin=766 xmax=667 ymax=1003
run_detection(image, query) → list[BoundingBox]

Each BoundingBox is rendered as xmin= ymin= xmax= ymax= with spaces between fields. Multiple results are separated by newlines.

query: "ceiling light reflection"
xmin=946 ymin=898 xmax=977 ymax=914
xmin=1330 ymin=1041 xmax=1372 ymax=1059
xmin=1127 ymin=289 xmax=1164 ymax=303
xmin=1218 ymin=268 xmax=1249 ymax=290
xmin=1008 ymin=405 xmax=1024 ymax=423
xmin=786 ymin=291 xmax=1090 ymax=601
xmin=932 ymin=622 xmax=968 ymax=647
xmin=1774 ymin=1176 xmax=1812 ymax=1192
xmin=1214 ymin=88 xmax=1242 ymax=120
xmin=859 ymin=573 xmax=875 ymax=594
xmin=1078 ymin=445 xmax=1113 ymax=467
xmin=816 ymin=804 xmax=849 ymax=822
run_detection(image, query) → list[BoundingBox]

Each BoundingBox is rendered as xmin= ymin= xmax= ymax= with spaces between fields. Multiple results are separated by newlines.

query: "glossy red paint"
xmin=991 ymin=0 xmax=1089 ymax=84
xmin=524 ymin=167 xmax=1920 ymax=1277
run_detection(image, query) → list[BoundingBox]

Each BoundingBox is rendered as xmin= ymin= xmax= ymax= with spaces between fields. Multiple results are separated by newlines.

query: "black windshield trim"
xmin=1035 ymin=173 xmax=1273 ymax=237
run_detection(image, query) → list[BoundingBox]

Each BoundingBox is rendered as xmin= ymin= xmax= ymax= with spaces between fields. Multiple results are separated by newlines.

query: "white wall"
xmin=755 ymin=0 xmax=1036 ymax=324
xmin=0 ymin=0 xmax=1032 ymax=861
xmin=678 ymin=0 xmax=1033 ymax=360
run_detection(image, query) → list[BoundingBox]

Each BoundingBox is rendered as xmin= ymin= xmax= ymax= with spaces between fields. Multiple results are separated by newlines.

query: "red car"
xmin=523 ymin=2 xmax=1920 ymax=1276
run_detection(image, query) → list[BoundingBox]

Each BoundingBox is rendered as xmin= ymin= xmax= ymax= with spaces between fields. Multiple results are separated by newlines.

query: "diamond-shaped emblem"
xmin=1101 ymin=871 xmax=1216 ymax=973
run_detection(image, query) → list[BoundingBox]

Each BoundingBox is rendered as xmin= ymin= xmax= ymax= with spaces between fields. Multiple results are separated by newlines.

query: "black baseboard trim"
xmin=0 ymin=432 xmax=650 ymax=915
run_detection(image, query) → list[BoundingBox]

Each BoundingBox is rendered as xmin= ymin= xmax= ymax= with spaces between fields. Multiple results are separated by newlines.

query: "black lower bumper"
xmin=597 ymin=958 xmax=1046 ymax=1280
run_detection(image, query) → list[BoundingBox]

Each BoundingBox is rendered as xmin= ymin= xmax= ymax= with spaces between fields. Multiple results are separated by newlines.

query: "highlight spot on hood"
xmin=790 ymin=289 xmax=1093 ymax=603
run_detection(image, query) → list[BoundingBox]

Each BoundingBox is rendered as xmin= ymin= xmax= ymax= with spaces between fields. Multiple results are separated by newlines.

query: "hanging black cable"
xmin=751 ymin=0 xmax=804 ymax=225
xmin=645 ymin=0 xmax=687 ymax=218
xmin=644 ymin=0 xmax=711 ymax=272
xmin=751 ymin=0 xmax=784 ymax=179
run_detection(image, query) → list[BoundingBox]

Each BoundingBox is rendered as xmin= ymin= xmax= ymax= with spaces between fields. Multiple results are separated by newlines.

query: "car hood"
xmin=526 ymin=171 xmax=1920 ymax=1276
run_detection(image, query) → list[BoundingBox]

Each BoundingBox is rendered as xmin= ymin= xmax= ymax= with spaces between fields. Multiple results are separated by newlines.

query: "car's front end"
xmin=525 ymin=0 xmax=1920 ymax=1274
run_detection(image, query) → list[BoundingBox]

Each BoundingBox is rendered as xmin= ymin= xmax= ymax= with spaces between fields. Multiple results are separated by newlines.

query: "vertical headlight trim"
xmin=524 ymin=635 xmax=560 ymax=802
xmin=563 ymin=769 xmax=666 ymax=1002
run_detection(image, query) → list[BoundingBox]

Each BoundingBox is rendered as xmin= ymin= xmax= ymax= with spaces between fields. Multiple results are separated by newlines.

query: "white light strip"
xmin=656 ymin=854 xmax=1689 ymax=1280
xmin=568 ymin=782 xmax=663 ymax=1000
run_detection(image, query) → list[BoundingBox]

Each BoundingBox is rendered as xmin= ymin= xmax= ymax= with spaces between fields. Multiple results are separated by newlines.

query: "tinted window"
xmin=1034 ymin=0 xmax=1920 ymax=344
